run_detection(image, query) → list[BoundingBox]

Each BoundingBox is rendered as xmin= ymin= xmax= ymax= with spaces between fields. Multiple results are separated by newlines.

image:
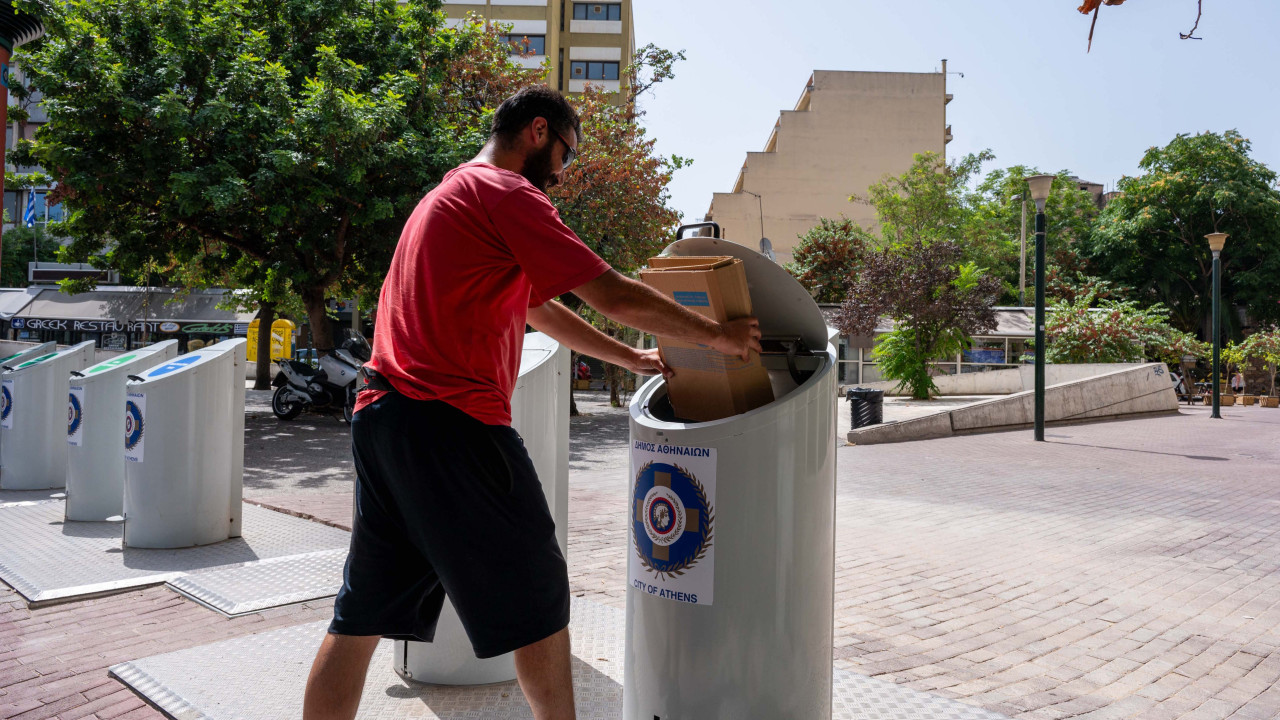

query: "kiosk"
xmin=395 ymin=332 xmax=570 ymax=685
xmin=122 ymin=339 xmax=247 ymax=548
xmin=0 ymin=341 xmax=96 ymax=489
xmin=624 ymin=235 xmax=838 ymax=719
xmin=65 ymin=341 xmax=180 ymax=521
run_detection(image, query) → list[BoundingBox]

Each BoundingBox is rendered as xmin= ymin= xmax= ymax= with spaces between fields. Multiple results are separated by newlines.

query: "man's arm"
xmin=526 ymin=300 xmax=671 ymax=377
xmin=571 ymin=270 xmax=762 ymax=359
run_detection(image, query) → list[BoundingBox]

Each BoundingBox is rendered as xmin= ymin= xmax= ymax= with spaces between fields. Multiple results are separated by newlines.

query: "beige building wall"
xmin=441 ymin=0 xmax=635 ymax=102
xmin=706 ymin=68 xmax=952 ymax=265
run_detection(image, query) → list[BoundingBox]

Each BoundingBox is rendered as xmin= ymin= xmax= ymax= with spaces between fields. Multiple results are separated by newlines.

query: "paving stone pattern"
xmin=3 ymin=392 xmax=1280 ymax=719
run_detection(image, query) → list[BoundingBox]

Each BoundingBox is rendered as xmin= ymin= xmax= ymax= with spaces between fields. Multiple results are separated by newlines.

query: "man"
xmin=302 ymin=86 xmax=761 ymax=720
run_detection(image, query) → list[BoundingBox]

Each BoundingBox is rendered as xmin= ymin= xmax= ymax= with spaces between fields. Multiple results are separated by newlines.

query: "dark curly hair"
xmin=491 ymin=85 xmax=582 ymax=147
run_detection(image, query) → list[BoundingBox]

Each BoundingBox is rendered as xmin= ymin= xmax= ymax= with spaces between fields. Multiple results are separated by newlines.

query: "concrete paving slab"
xmin=0 ymin=500 xmax=349 ymax=607
xmin=110 ymin=598 xmax=1012 ymax=720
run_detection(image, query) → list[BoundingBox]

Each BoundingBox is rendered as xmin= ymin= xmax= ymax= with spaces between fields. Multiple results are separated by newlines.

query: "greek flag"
xmin=23 ymin=192 xmax=35 ymax=228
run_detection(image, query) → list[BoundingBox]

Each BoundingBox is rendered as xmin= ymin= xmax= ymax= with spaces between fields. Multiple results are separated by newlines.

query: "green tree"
xmin=838 ymin=240 xmax=1002 ymax=399
xmin=964 ymin=166 xmax=1102 ymax=304
xmin=783 ymin=217 xmax=872 ymax=303
xmin=1237 ymin=328 xmax=1280 ymax=397
xmin=1041 ymin=289 xmax=1209 ymax=365
xmin=17 ymin=0 xmax=525 ymax=353
xmin=851 ymin=150 xmax=993 ymax=247
xmin=0 ymin=225 xmax=63 ymax=287
xmin=552 ymin=45 xmax=690 ymax=408
xmin=1083 ymin=130 xmax=1280 ymax=338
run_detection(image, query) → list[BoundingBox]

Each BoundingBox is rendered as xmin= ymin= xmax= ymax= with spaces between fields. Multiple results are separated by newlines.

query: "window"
xmin=499 ymin=34 xmax=546 ymax=55
xmin=573 ymin=3 xmax=621 ymax=21
xmin=569 ymin=60 xmax=620 ymax=81
xmin=3 ymin=191 xmax=17 ymax=225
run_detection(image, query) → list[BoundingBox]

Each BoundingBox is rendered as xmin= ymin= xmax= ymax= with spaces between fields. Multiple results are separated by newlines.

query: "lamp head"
xmin=1025 ymin=175 xmax=1055 ymax=212
xmin=1205 ymin=232 xmax=1228 ymax=254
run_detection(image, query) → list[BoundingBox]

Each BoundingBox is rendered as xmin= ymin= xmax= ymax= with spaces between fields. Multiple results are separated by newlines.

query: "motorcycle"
xmin=271 ymin=330 xmax=371 ymax=422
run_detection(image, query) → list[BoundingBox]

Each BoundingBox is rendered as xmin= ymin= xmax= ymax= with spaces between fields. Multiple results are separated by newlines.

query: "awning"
xmin=11 ymin=288 xmax=255 ymax=335
xmin=0 ymin=290 xmax=37 ymax=320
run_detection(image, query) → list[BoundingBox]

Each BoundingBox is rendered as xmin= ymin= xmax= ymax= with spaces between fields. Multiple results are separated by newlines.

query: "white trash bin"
xmin=0 ymin=341 xmax=54 ymax=470
xmin=65 ymin=341 xmax=180 ymax=521
xmin=624 ymin=233 xmax=838 ymax=719
xmin=122 ymin=339 xmax=247 ymax=549
xmin=394 ymin=332 xmax=570 ymax=685
xmin=0 ymin=341 xmax=96 ymax=490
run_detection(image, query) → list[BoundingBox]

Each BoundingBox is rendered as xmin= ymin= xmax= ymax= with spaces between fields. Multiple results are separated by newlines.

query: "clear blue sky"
xmin=632 ymin=0 xmax=1280 ymax=225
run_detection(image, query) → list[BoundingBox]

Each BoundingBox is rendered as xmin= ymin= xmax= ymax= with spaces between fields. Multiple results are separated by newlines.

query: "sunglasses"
xmin=552 ymin=130 xmax=577 ymax=171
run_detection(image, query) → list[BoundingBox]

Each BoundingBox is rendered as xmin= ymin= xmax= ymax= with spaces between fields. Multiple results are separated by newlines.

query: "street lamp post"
xmin=1026 ymin=175 xmax=1055 ymax=442
xmin=1012 ymin=193 xmax=1028 ymax=306
xmin=1206 ymin=232 xmax=1228 ymax=419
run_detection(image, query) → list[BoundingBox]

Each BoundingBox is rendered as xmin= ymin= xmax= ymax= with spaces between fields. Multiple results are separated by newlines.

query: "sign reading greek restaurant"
xmin=10 ymin=318 xmax=248 ymax=335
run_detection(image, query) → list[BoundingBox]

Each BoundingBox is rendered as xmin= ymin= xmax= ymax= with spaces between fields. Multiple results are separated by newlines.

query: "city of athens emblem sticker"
xmin=628 ymin=442 xmax=717 ymax=606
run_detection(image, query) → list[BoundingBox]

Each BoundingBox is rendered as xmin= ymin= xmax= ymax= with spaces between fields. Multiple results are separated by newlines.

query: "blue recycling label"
xmin=673 ymin=291 xmax=710 ymax=307
xmin=146 ymin=354 xmax=202 ymax=378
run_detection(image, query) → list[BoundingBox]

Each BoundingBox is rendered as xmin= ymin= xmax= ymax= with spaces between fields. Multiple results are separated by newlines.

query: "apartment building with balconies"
xmin=442 ymin=0 xmax=636 ymax=99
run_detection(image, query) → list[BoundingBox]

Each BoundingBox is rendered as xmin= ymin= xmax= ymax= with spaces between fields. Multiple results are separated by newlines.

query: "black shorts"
xmin=329 ymin=391 xmax=569 ymax=659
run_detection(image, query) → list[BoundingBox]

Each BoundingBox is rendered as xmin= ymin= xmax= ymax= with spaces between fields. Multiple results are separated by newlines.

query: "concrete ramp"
xmin=848 ymin=363 xmax=1179 ymax=445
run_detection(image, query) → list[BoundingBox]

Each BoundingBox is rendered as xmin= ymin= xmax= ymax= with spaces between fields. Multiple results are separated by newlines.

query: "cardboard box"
xmin=640 ymin=256 xmax=774 ymax=422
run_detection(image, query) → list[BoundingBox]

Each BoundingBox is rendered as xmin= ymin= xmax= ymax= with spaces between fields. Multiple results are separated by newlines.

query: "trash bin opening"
xmin=644 ymin=353 xmax=828 ymax=424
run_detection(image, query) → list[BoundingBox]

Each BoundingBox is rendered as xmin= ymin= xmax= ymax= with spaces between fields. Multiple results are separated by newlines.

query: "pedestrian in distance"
xmin=301 ymin=86 xmax=762 ymax=720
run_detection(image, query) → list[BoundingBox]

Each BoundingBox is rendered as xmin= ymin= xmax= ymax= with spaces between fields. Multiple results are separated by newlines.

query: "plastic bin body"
xmin=0 ymin=341 xmax=96 ymax=489
xmin=122 ymin=339 xmax=247 ymax=548
xmin=846 ymin=388 xmax=884 ymax=428
xmin=395 ymin=332 xmax=569 ymax=685
xmin=65 ymin=341 xmax=180 ymax=521
xmin=0 ymin=342 xmax=54 ymax=474
xmin=625 ymin=237 xmax=837 ymax=720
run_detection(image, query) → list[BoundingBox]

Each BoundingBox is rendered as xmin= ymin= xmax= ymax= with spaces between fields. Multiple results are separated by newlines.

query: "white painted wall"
xmin=568 ymin=79 xmax=620 ymax=93
xmin=570 ymin=19 xmax=622 ymax=34
xmin=569 ymin=46 xmax=622 ymax=61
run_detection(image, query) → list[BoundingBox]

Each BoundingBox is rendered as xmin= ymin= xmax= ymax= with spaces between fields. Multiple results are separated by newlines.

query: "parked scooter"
xmin=271 ymin=330 xmax=371 ymax=422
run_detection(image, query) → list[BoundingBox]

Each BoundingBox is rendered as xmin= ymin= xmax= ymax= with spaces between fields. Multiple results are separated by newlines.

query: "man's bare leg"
xmin=302 ymin=633 xmax=381 ymax=720
xmin=514 ymin=627 xmax=576 ymax=720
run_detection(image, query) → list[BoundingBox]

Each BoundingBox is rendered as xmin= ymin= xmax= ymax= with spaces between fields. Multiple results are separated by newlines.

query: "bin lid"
xmin=659 ymin=237 xmax=829 ymax=351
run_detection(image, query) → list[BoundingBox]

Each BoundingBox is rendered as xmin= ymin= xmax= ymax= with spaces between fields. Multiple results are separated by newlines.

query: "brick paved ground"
xmin=4 ymin=392 xmax=1280 ymax=719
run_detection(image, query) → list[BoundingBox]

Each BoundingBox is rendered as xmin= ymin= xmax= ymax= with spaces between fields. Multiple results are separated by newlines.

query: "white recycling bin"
xmin=395 ymin=332 xmax=570 ymax=685
xmin=0 ymin=342 xmax=54 ymax=464
xmin=0 ymin=341 xmax=96 ymax=490
xmin=65 ymin=341 xmax=180 ymax=521
xmin=122 ymin=338 xmax=247 ymax=549
xmin=624 ymin=235 xmax=838 ymax=719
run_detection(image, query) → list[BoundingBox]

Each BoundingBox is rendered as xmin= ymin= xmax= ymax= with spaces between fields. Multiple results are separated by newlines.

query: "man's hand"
xmin=620 ymin=348 xmax=673 ymax=379
xmin=712 ymin=317 xmax=763 ymax=361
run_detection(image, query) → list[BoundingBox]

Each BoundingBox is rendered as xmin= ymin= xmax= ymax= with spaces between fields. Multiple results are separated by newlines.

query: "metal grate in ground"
xmin=0 ymin=500 xmax=350 ymax=607
xmin=110 ymin=598 xmax=1010 ymax=720
xmin=169 ymin=548 xmax=348 ymax=617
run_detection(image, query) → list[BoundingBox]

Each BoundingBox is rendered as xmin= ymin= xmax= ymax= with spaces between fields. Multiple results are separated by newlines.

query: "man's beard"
xmin=520 ymin=139 xmax=558 ymax=192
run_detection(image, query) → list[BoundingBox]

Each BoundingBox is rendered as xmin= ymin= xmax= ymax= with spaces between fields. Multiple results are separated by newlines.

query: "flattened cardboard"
xmin=640 ymin=256 xmax=774 ymax=422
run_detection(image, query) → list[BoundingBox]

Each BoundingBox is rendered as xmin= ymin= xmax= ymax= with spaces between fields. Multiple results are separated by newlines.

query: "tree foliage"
xmin=552 ymin=45 xmax=690 ymax=408
xmin=1078 ymin=0 xmax=1206 ymax=51
xmin=838 ymin=240 xmax=1002 ymax=399
xmin=783 ymin=217 xmax=872 ymax=303
xmin=0 ymin=226 xmax=64 ymax=287
xmin=1082 ymin=130 xmax=1280 ymax=337
xmin=1042 ymin=289 xmax=1209 ymax=365
xmin=552 ymin=44 xmax=688 ymax=275
xmin=852 ymin=150 xmax=992 ymax=248
xmin=1236 ymin=328 xmax=1280 ymax=396
xmin=17 ymin=0 xmax=527 ymax=352
xmin=964 ymin=166 xmax=1102 ymax=304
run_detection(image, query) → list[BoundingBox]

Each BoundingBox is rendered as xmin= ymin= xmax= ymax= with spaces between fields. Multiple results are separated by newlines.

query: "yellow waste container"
xmin=246 ymin=318 xmax=296 ymax=361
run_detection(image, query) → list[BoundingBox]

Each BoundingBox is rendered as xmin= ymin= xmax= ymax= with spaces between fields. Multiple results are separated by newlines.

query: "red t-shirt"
xmin=356 ymin=162 xmax=610 ymax=425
